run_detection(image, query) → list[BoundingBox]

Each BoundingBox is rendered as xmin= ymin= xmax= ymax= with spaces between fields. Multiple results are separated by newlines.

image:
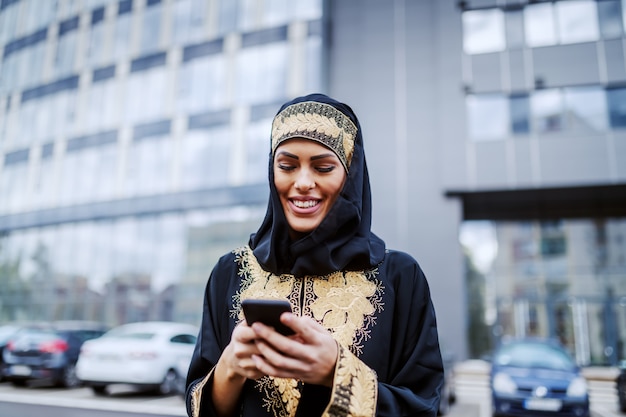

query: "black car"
xmin=617 ymin=360 xmax=626 ymax=413
xmin=2 ymin=321 xmax=108 ymax=388
xmin=490 ymin=338 xmax=589 ymax=417
xmin=0 ymin=324 xmax=23 ymax=380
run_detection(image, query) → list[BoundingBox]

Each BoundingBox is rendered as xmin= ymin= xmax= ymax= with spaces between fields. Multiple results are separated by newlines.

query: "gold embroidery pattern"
xmin=233 ymin=246 xmax=383 ymax=417
xmin=190 ymin=370 xmax=214 ymax=417
xmin=271 ymin=101 xmax=357 ymax=171
xmin=230 ymin=247 xmax=294 ymax=320
xmin=323 ymin=345 xmax=378 ymax=417
xmin=256 ymin=376 xmax=302 ymax=417
xmin=309 ymin=271 xmax=384 ymax=356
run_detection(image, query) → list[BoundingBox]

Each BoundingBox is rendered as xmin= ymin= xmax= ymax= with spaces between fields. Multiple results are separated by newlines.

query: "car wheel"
xmin=175 ymin=371 xmax=186 ymax=396
xmin=11 ymin=379 xmax=27 ymax=387
xmin=157 ymin=369 xmax=179 ymax=396
xmin=59 ymin=363 xmax=81 ymax=388
xmin=91 ymin=385 xmax=108 ymax=396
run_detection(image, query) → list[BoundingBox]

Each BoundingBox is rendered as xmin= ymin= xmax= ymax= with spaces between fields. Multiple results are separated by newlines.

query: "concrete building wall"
xmin=328 ymin=0 xmax=468 ymax=358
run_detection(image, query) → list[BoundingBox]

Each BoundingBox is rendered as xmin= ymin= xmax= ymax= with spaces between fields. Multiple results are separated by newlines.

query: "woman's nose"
xmin=294 ymin=170 xmax=315 ymax=191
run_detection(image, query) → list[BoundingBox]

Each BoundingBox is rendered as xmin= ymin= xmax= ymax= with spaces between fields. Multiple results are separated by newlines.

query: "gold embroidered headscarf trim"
xmin=271 ymin=101 xmax=357 ymax=171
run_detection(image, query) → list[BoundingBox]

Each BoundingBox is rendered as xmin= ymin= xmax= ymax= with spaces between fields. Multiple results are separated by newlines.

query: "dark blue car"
xmin=490 ymin=338 xmax=589 ymax=417
xmin=2 ymin=321 xmax=108 ymax=388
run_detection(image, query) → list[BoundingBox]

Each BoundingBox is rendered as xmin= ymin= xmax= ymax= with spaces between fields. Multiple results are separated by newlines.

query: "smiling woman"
xmin=273 ymin=139 xmax=346 ymax=239
xmin=185 ymin=94 xmax=444 ymax=417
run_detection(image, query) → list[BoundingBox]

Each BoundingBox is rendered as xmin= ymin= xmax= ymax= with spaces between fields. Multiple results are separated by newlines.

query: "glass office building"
xmin=1 ymin=0 xmax=625 ymax=367
xmin=0 ymin=0 xmax=323 ymax=325
xmin=456 ymin=0 xmax=626 ymax=365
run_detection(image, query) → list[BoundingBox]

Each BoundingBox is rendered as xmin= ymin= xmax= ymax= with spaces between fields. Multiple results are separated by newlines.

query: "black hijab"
xmin=249 ymin=93 xmax=386 ymax=277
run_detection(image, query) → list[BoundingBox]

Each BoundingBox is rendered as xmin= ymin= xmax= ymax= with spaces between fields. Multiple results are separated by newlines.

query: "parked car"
xmin=0 ymin=324 xmax=23 ymax=380
xmin=490 ymin=338 xmax=589 ymax=417
xmin=617 ymin=360 xmax=626 ymax=413
xmin=76 ymin=321 xmax=198 ymax=396
xmin=2 ymin=321 xmax=108 ymax=388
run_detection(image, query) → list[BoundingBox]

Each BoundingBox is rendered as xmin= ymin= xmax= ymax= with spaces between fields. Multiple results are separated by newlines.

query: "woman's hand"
xmin=218 ymin=321 xmax=266 ymax=381
xmin=249 ymin=313 xmax=338 ymax=387
xmin=212 ymin=321 xmax=265 ymax=417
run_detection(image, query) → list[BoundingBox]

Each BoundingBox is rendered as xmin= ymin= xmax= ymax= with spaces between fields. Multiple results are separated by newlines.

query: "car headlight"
xmin=566 ymin=377 xmax=588 ymax=397
xmin=492 ymin=372 xmax=517 ymax=394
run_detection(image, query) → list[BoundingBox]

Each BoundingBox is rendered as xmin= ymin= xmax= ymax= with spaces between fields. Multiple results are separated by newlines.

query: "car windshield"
xmin=494 ymin=342 xmax=575 ymax=371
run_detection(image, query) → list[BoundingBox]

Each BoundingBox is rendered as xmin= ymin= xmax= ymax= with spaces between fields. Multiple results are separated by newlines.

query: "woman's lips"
xmin=289 ymin=198 xmax=321 ymax=213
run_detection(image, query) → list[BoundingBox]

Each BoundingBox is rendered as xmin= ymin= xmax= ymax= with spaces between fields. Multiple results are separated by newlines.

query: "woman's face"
xmin=274 ymin=138 xmax=346 ymax=239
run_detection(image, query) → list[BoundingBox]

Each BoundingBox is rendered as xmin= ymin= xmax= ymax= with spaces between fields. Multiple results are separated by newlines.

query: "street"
xmin=0 ymin=382 xmax=187 ymax=417
xmin=0 ymin=363 xmax=622 ymax=417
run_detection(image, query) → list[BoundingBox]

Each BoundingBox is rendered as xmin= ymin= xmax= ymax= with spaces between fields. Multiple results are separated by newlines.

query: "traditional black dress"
xmin=186 ymin=94 xmax=444 ymax=417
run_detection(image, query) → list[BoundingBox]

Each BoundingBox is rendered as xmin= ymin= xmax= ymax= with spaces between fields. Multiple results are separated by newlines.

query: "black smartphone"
xmin=241 ymin=298 xmax=295 ymax=336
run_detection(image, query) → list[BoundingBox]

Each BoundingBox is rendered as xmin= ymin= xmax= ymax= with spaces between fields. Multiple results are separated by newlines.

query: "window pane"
xmin=178 ymin=56 xmax=227 ymax=114
xmin=126 ymin=68 xmax=167 ymax=123
xmin=238 ymin=0 xmax=257 ymax=31
xmin=93 ymin=144 xmax=117 ymax=201
xmin=0 ymin=3 xmax=19 ymax=44
xmin=306 ymin=35 xmax=322 ymax=93
xmin=246 ymin=118 xmax=272 ymax=183
xmin=87 ymin=20 xmax=106 ymax=67
xmin=127 ymin=136 xmax=172 ymax=196
xmin=510 ymin=95 xmax=530 ymax=135
xmin=34 ymin=157 xmax=55 ymax=209
xmin=598 ymin=1 xmax=623 ymax=39
xmin=555 ymin=1 xmax=599 ymax=44
xmin=54 ymin=31 xmax=77 ymax=77
xmin=113 ymin=14 xmax=132 ymax=61
xmin=181 ymin=127 xmax=231 ymax=190
xmin=218 ymin=0 xmax=238 ymax=35
xmin=531 ymin=89 xmax=563 ymax=133
xmin=563 ymin=87 xmax=608 ymax=132
xmin=0 ymin=163 xmax=29 ymax=214
xmin=462 ymin=9 xmax=506 ymax=54
xmin=293 ymin=0 xmax=322 ymax=20
xmin=607 ymin=88 xmax=626 ymax=128
xmin=172 ymin=0 xmax=206 ymax=45
xmin=236 ymin=43 xmax=288 ymax=105
xmin=525 ymin=3 xmax=557 ymax=47
xmin=263 ymin=0 xmax=289 ymax=27
xmin=467 ymin=94 xmax=509 ymax=140
xmin=140 ymin=3 xmax=162 ymax=54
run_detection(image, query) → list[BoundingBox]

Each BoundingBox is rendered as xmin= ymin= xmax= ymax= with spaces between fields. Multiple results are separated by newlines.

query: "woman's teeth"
xmin=293 ymin=200 xmax=318 ymax=208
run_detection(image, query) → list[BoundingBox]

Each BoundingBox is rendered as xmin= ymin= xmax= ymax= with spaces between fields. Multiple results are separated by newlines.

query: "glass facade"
xmin=467 ymin=86 xmax=620 ymax=140
xmin=0 ymin=0 xmax=324 ymax=327
xmin=461 ymin=219 xmax=626 ymax=366
xmin=462 ymin=0 xmax=626 ymax=140
xmin=460 ymin=0 xmax=626 ymax=366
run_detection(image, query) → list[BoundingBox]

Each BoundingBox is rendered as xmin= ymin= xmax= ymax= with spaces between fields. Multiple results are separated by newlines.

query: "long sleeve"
xmin=185 ymin=253 xmax=240 ymax=417
xmin=373 ymin=250 xmax=444 ymax=416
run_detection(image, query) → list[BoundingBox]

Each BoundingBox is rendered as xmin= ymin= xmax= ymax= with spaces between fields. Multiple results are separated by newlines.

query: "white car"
xmin=76 ymin=321 xmax=198 ymax=396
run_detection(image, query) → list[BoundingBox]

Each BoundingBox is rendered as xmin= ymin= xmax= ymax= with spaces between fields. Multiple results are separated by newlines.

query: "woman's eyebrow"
xmin=276 ymin=151 xmax=298 ymax=159
xmin=311 ymin=153 xmax=336 ymax=161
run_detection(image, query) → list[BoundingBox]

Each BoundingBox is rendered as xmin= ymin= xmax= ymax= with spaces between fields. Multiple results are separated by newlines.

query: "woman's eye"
xmin=316 ymin=166 xmax=335 ymax=173
xmin=277 ymin=163 xmax=295 ymax=171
